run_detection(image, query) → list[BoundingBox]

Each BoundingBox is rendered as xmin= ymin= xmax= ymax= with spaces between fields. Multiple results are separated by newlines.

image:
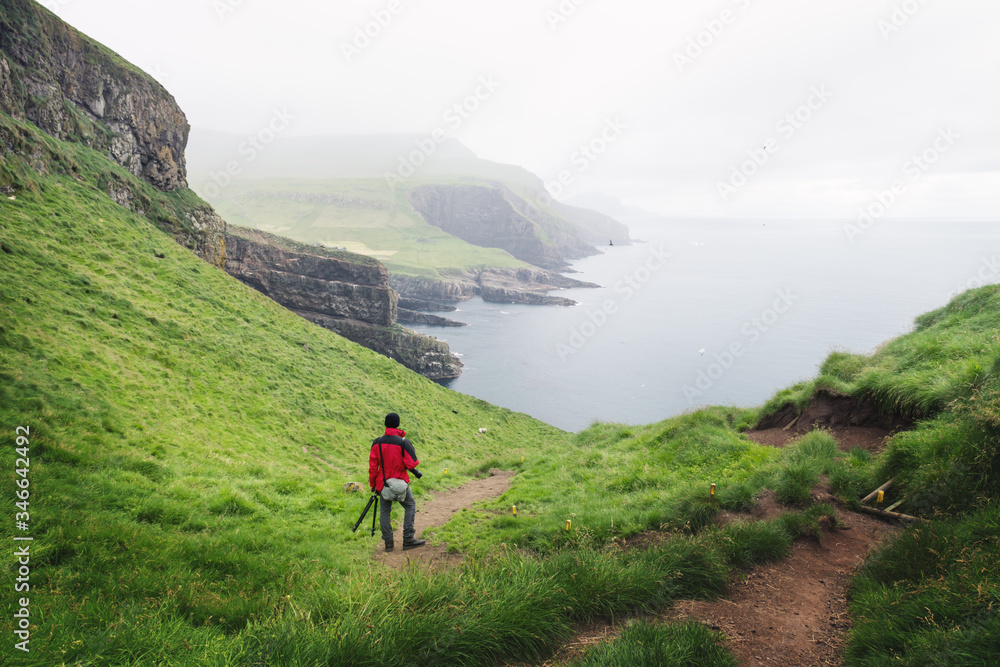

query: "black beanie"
xmin=385 ymin=412 xmax=400 ymax=428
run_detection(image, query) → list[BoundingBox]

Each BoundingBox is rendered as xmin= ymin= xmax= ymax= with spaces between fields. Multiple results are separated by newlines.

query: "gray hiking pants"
xmin=379 ymin=486 xmax=416 ymax=542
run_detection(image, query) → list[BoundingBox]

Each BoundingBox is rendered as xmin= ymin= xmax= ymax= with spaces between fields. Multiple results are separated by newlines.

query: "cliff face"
xmin=225 ymin=229 xmax=462 ymax=380
xmin=226 ymin=233 xmax=396 ymax=326
xmin=408 ymin=184 xmax=597 ymax=271
xmin=390 ymin=266 xmax=598 ymax=307
xmin=0 ymin=0 xmax=188 ymax=191
xmin=0 ymin=0 xmax=225 ymax=267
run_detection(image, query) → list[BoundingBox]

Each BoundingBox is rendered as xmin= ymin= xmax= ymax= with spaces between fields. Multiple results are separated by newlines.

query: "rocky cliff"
xmin=226 ymin=229 xmax=462 ymax=380
xmin=390 ymin=266 xmax=598 ymax=308
xmin=408 ymin=184 xmax=598 ymax=271
xmin=0 ymin=0 xmax=461 ymax=380
xmin=0 ymin=0 xmax=187 ymax=190
xmin=226 ymin=232 xmax=396 ymax=326
xmin=0 ymin=0 xmax=225 ymax=266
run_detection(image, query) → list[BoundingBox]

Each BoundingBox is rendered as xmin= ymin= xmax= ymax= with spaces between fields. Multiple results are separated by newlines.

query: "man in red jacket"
xmin=369 ymin=412 xmax=425 ymax=551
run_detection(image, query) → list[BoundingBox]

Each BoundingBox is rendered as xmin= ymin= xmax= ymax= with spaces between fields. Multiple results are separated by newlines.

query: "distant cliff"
xmin=408 ymin=184 xmax=597 ymax=271
xmin=225 ymin=229 xmax=462 ymax=380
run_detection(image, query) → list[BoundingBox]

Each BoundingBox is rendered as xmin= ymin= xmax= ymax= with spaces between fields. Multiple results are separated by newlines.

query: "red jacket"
xmin=369 ymin=428 xmax=419 ymax=492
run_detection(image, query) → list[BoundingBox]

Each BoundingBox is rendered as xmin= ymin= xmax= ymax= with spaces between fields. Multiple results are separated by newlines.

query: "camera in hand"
xmin=410 ymin=468 xmax=423 ymax=479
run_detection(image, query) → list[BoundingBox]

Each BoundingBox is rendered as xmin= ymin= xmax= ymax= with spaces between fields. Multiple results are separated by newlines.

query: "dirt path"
xmin=366 ymin=417 xmax=901 ymax=664
xmin=373 ymin=469 xmax=515 ymax=570
xmin=512 ymin=424 xmax=901 ymax=666
xmin=513 ymin=504 xmax=895 ymax=667
xmin=746 ymin=425 xmax=895 ymax=453
xmin=669 ymin=508 xmax=894 ymax=666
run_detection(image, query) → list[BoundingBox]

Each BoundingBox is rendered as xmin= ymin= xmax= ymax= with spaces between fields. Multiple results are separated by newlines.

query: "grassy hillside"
xmin=0 ymin=112 xmax=844 ymax=666
xmin=0 ymin=114 xmax=571 ymax=663
xmin=3 ymin=110 xmax=998 ymax=664
xmin=757 ymin=285 xmax=1000 ymax=514
xmin=203 ymin=177 xmax=529 ymax=279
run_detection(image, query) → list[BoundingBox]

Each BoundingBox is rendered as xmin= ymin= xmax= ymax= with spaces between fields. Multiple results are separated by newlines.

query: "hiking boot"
xmin=384 ymin=540 xmax=394 ymax=552
xmin=402 ymin=538 xmax=426 ymax=550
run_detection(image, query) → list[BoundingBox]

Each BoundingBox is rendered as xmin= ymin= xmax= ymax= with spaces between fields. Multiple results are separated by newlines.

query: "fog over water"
xmin=412 ymin=219 xmax=1000 ymax=432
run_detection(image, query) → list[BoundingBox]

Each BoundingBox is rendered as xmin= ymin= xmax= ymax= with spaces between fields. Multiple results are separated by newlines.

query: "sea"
xmin=408 ymin=219 xmax=1000 ymax=433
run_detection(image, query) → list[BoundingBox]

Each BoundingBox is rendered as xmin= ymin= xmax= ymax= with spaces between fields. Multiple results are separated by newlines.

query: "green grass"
xmin=566 ymin=621 xmax=737 ymax=667
xmin=752 ymin=285 xmax=1000 ymax=515
xmin=5 ymin=98 xmax=1000 ymax=664
xmin=202 ymin=177 xmax=529 ymax=278
xmin=845 ymin=505 xmax=1000 ymax=666
xmin=0 ymin=114 xmax=583 ymax=664
xmin=714 ymin=519 xmax=794 ymax=569
xmin=0 ymin=112 xmax=838 ymax=665
xmin=429 ymin=408 xmax=782 ymax=554
xmin=0 ymin=112 xmax=770 ymax=665
xmin=745 ymin=287 xmax=1000 ymax=665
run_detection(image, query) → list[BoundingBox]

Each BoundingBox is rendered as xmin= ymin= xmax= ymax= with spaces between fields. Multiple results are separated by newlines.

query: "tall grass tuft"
xmin=773 ymin=460 xmax=821 ymax=506
xmin=716 ymin=520 xmax=794 ymax=568
xmin=566 ymin=621 xmax=738 ymax=667
xmin=846 ymin=504 xmax=1000 ymax=666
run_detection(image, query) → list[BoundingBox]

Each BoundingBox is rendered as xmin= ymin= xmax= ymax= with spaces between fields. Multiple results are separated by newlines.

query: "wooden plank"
xmin=861 ymin=477 xmax=897 ymax=505
xmin=858 ymin=505 xmax=927 ymax=524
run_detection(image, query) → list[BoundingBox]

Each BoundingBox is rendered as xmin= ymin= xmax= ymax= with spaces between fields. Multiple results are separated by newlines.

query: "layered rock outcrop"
xmin=390 ymin=266 xmax=597 ymax=307
xmin=226 ymin=233 xmax=396 ymax=326
xmin=225 ymin=229 xmax=462 ymax=380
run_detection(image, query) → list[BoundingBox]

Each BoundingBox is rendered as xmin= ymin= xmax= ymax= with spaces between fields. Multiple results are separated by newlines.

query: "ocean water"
xmin=410 ymin=219 xmax=1000 ymax=432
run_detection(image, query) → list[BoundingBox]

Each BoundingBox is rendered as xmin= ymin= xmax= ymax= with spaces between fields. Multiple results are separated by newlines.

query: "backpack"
xmin=375 ymin=437 xmax=409 ymax=502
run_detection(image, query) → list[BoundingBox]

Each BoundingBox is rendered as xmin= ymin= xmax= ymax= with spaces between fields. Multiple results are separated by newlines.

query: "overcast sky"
xmin=48 ymin=0 xmax=1000 ymax=219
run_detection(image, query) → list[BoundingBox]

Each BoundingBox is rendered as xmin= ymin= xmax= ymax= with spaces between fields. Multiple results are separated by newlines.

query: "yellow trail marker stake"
xmin=710 ymin=483 xmax=717 ymax=497
xmin=521 ymin=456 xmax=525 ymax=462
xmin=565 ymin=519 xmax=572 ymax=531
xmin=444 ymin=468 xmax=448 ymax=475
xmin=877 ymin=490 xmax=885 ymax=505
xmin=512 ymin=506 xmax=518 ymax=516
